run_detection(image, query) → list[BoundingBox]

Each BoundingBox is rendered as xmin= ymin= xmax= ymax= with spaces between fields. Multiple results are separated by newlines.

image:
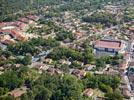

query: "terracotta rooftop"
xmin=19 ymin=18 xmax=29 ymax=23
xmin=94 ymin=39 xmax=122 ymax=49
xmin=1 ymin=39 xmax=15 ymax=45
xmin=26 ymin=15 xmax=39 ymax=21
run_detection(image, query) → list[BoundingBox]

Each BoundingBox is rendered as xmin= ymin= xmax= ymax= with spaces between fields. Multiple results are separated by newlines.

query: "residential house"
xmin=31 ymin=62 xmax=48 ymax=70
xmin=26 ymin=15 xmax=39 ymax=21
xmin=128 ymin=74 xmax=134 ymax=91
xmin=14 ymin=21 xmax=28 ymax=30
xmin=128 ymin=62 xmax=134 ymax=89
xmin=74 ymin=30 xmax=85 ymax=39
xmin=47 ymin=68 xmax=63 ymax=75
xmin=59 ymin=59 xmax=71 ymax=65
xmin=103 ymin=67 xmax=119 ymax=76
xmin=129 ymin=61 xmax=134 ymax=71
xmin=9 ymin=87 xmax=27 ymax=98
xmin=0 ymin=67 xmax=4 ymax=73
xmin=122 ymin=87 xmax=131 ymax=99
xmin=119 ymin=60 xmax=128 ymax=74
xmin=129 ymin=27 xmax=134 ymax=33
xmin=19 ymin=18 xmax=33 ymax=24
xmin=120 ymin=75 xmax=128 ymax=85
xmin=84 ymin=64 xmax=96 ymax=71
xmin=83 ymin=88 xmax=93 ymax=97
xmin=123 ymin=52 xmax=130 ymax=64
xmin=15 ymin=64 xmax=22 ymax=68
xmin=72 ymin=69 xmax=86 ymax=79
xmin=43 ymin=58 xmax=53 ymax=64
xmin=1 ymin=39 xmax=16 ymax=45
xmin=10 ymin=30 xmax=27 ymax=41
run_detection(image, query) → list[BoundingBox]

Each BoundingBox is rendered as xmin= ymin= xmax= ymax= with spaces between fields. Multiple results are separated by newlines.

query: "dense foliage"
xmin=48 ymin=47 xmax=84 ymax=61
xmin=7 ymin=37 xmax=59 ymax=56
xmin=0 ymin=0 xmax=130 ymax=22
xmin=82 ymin=12 xmax=117 ymax=27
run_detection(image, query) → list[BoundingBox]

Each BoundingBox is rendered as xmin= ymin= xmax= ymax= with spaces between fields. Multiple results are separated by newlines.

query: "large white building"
xmin=94 ymin=39 xmax=125 ymax=56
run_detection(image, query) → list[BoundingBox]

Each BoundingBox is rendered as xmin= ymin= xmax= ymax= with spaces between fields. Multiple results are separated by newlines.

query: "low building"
xmin=31 ymin=62 xmax=48 ymax=70
xmin=84 ymin=64 xmax=96 ymax=71
xmin=122 ymin=87 xmax=131 ymax=99
xmin=103 ymin=67 xmax=119 ymax=76
xmin=14 ymin=21 xmax=29 ymax=30
xmin=1 ymin=39 xmax=16 ymax=45
xmin=59 ymin=59 xmax=71 ymax=65
xmin=94 ymin=39 xmax=125 ymax=56
xmin=9 ymin=87 xmax=27 ymax=98
xmin=10 ymin=30 xmax=27 ymax=41
xmin=83 ymin=88 xmax=93 ymax=97
xmin=129 ymin=61 xmax=134 ymax=68
xmin=72 ymin=69 xmax=86 ymax=79
xmin=123 ymin=52 xmax=130 ymax=64
xmin=74 ymin=31 xmax=85 ymax=39
xmin=19 ymin=18 xmax=33 ymax=24
xmin=129 ymin=27 xmax=134 ymax=33
xmin=128 ymin=62 xmax=134 ymax=75
xmin=15 ymin=64 xmax=22 ymax=68
xmin=128 ymin=74 xmax=134 ymax=91
xmin=47 ymin=68 xmax=63 ymax=75
xmin=26 ymin=15 xmax=39 ymax=21
xmin=43 ymin=58 xmax=53 ymax=64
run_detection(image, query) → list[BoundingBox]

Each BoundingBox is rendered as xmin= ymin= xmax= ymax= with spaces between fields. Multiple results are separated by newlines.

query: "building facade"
xmin=94 ymin=39 xmax=125 ymax=56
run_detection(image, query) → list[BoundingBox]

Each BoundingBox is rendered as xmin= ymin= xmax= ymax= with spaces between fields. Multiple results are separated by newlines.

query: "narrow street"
xmin=126 ymin=40 xmax=134 ymax=100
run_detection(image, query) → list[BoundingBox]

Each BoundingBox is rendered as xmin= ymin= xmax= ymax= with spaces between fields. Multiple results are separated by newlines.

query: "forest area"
xmin=0 ymin=0 xmax=130 ymax=22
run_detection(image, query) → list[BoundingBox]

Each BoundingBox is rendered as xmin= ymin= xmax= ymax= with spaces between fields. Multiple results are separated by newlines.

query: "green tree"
xmin=96 ymin=58 xmax=105 ymax=70
xmin=83 ymin=47 xmax=95 ymax=64
xmin=34 ymin=88 xmax=52 ymax=100
xmin=99 ymin=84 xmax=112 ymax=93
xmin=0 ymin=95 xmax=15 ymax=100
xmin=22 ymin=55 xmax=32 ymax=66
xmin=0 ymin=70 xmax=21 ymax=90
xmin=105 ymin=90 xmax=123 ymax=100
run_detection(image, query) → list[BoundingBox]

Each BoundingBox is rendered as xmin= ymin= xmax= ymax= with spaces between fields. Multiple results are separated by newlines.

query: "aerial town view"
xmin=0 ymin=0 xmax=134 ymax=100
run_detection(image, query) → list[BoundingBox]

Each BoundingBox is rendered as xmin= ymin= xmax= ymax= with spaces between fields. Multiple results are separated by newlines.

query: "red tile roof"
xmin=26 ymin=15 xmax=39 ymax=21
xmin=12 ymin=30 xmax=27 ymax=41
xmin=0 ymin=22 xmax=16 ymax=27
xmin=94 ymin=40 xmax=122 ymax=49
xmin=14 ymin=21 xmax=27 ymax=29
xmin=19 ymin=18 xmax=29 ymax=23
xmin=1 ymin=39 xmax=15 ymax=45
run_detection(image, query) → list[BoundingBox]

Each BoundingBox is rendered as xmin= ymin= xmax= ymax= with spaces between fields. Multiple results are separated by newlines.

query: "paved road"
xmin=126 ymin=40 xmax=134 ymax=99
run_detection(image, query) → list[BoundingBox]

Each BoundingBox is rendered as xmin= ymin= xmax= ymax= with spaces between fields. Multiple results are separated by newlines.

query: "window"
xmin=105 ymin=48 xmax=108 ymax=52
